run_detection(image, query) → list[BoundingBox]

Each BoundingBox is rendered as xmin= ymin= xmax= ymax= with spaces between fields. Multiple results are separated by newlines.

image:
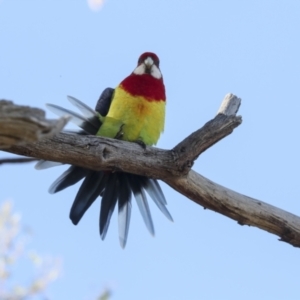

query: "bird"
xmin=36 ymin=52 xmax=173 ymax=248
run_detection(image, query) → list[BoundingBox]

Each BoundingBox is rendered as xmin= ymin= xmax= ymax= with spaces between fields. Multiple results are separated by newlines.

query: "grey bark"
xmin=0 ymin=100 xmax=68 ymax=149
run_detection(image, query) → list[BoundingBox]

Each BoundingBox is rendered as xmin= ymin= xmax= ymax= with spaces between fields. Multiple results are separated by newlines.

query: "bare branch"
xmin=2 ymin=96 xmax=300 ymax=248
xmin=172 ymin=114 xmax=242 ymax=173
xmin=0 ymin=157 xmax=37 ymax=165
xmin=172 ymin=94 xmax=242 ymax=173
xmin=216 ymin=93 xmax=241 ymax=115
xmin=165 ymin=171 xmax=300 ymax=247
xmin=0 ymin=100 xmax=69 ymax=149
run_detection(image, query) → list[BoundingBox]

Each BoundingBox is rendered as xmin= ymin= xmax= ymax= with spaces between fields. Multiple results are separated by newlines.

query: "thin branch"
xmin=172 ymin=94 xmax=242 ymax=173
xmin=1 ymin=95 xmax=300 ymax=248
xmin=0 ymin=157 xmax=37 ymax=165
xmin=172 ymin=114 xmax=242 ymax=173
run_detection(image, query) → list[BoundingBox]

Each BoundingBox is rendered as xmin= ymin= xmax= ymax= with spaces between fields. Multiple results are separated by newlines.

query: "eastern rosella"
xmin=36 ymin=52 xmax=173 ymax=248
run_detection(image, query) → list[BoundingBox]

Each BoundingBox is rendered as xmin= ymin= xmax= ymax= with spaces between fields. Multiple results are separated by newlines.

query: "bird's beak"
xmin=144 ymin=57 xmax=154 ymax=73
xmin=144 ymin=57 xmax=154 ymax=67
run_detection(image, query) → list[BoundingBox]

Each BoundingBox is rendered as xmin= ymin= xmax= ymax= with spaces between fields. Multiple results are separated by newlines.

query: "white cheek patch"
xmin=133 ymin=62 xmax=162 ymax=79
xmin=151 ymin=65 xmax=162 ymax=79
xmin=133 ymin=64 xmax=146 ymax=75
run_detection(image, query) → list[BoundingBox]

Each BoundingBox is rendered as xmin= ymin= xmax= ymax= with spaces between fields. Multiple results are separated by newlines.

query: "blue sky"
xmin=1 ymin=1 xmax=300 ymax=299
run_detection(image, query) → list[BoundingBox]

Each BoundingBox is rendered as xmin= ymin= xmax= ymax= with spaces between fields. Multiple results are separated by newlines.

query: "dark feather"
xmin=95 ymin=88 xmax=114 ymax=116
xmin=38 ymin=90 xmax=114 ymax=171
xmin=46 ymin=103 xmax=98 ymax=134
xmin=140 ymin=177 xmax=173 ymax=222
xmin=99 ymin=173 xmax=119 ymax=240
xmin=117 ymin=173 xmax=132 ymax=248
xmin=67 ymin=95 xmax=102 ymax=131
xmin=67 ymin=96 xmax=99 ymax=120
xmin=150 ymin=178 xmax=167 ymax=205
xmin=70 ymin=171 xmax=107 ymax=225
xmin=49 ymin=166 xmax=89 ymax=194
xmin=128 ymin=175 xmax=155 ymax=236
xmin=35 ymin=160 xmax=64 ymax=170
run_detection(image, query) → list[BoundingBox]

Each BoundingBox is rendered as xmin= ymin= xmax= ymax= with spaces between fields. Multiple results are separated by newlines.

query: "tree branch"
xmin=0 ymin=157 xmax=37 ymax=165
xmin=166 ymin=171 xmax=300 ymax=247
xmin=0 ymin=100 xmax=69 ymax=149
xmin=1 ymin=95 xmax=300 ymax=248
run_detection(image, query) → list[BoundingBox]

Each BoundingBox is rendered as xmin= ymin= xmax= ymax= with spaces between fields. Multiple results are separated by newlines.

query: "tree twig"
xmin=0 ymin=157 xmax=37 ymax=165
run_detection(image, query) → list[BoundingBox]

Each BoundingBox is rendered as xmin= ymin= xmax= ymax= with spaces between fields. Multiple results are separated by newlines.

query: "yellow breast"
xmin=97 ymin=86 xmax=165 ymax=146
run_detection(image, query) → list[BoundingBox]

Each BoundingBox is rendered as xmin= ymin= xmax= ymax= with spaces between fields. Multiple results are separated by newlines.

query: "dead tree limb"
xmin=0 ymin=100 xmax=68 ymax=149
xmin=1 ymin=95 xmax=300 ymax=248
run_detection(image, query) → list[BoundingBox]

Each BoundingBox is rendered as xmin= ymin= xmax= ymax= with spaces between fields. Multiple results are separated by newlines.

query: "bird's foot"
xmin=134 ymin=139 xmax=146 ymax=149
xmin=115 ymin=124 xmax=124 ymax=139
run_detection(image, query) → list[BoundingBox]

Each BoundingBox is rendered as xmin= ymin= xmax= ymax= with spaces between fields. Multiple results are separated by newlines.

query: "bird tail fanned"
xmin=49 ymin=167 xmax=172 ymax=248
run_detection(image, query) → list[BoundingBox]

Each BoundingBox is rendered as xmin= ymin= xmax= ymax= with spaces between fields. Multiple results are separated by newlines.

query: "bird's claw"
xmin=134 ymin=139 xmax=146 ymax=149
xmin=115 ymin=124 xmax=124 ymax=139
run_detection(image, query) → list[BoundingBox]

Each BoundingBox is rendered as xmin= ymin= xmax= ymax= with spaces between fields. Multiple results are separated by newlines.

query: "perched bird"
xmin=36 ymin=52 xmax=173 ymax=248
